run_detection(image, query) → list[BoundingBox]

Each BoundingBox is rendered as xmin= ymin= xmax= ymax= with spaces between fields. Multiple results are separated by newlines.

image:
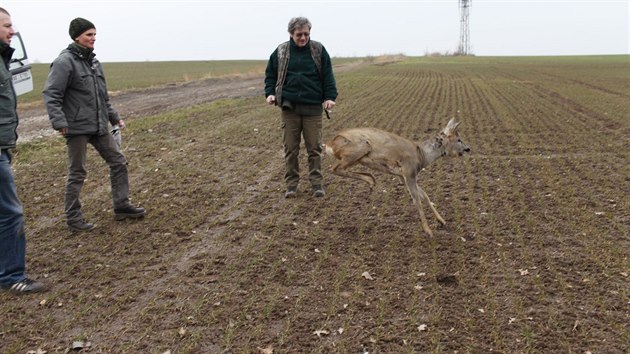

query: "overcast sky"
xmin=4 ymin=0 xmax=629 ymax=63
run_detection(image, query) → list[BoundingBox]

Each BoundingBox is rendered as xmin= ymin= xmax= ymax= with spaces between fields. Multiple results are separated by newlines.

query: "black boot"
xmin=114 ymin=206 xmax=146 ymax=221
xmin=67 ymin=219 xmax=95 ymax=232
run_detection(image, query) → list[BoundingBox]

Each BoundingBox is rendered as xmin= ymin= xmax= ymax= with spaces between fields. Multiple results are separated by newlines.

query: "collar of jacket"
xmin=68 ymin=42 xmax=96 ymax=62
xmin=0 ymin=41 xmax=15 ymax=68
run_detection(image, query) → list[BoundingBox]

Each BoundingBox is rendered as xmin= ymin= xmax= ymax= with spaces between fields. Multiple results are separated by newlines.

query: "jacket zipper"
xmin=91 ymin=64 xmax=100 ymax=134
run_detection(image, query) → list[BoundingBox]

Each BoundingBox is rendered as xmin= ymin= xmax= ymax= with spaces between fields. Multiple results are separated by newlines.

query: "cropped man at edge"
xmin=43 ymin=17 xmax=145 ymax=232
xmin=264 ymin=17 xmax=338 ymax=198
xmin=0 ymin=7 xmax=45 ymax=294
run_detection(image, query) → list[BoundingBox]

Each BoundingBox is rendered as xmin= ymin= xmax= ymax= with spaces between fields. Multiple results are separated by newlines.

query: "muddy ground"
xmin=2 ymin=57 xmax=629 ymax=353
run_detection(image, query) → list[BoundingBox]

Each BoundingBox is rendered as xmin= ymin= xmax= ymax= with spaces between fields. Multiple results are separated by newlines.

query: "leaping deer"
xmin=323 ymin=118 xmax=470 ymax=237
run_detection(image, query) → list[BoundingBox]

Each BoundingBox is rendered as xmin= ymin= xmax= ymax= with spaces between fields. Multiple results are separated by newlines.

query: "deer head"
xmin=440 ymin=118 xmax=471 ymax=157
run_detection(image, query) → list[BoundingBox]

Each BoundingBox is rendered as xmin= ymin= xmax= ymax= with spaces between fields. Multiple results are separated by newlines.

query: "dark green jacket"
xmin=0 ymin=41 xmax=18 ymax=149
xmin=264 ymin=39 xmax=337 ymax=106
xmin=43 ymin=43 xmax=120 ymax=136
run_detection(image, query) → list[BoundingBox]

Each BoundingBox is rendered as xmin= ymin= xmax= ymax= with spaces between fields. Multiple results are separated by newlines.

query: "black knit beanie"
xmin=69 ymin=17 xmax=95 ymax=40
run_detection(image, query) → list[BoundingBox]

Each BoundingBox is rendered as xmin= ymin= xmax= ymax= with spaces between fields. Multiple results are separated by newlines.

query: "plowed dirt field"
xmin=2 ymin=56 xmax=628 ymax=353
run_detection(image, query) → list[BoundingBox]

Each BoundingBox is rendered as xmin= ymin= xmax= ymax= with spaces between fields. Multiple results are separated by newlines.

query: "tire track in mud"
xmin=87 ymin=142 xmax=282 ymax=346
xmin=497 ymin=70 xmax=622 ymax=134
xmin=487 ymin=70 xmax=624 ymax=158
xmin=532 ymin=70 xmax=630 ymax=100
xmin=477 ymin=68 xmax=571 ymax=156
xmin=16 ymin=76 xmax=264 ymax=144
xmin=14 ymin=74 xmax=277 ymax=347
xmin=81 ymin=62 xmax=375 ymax=344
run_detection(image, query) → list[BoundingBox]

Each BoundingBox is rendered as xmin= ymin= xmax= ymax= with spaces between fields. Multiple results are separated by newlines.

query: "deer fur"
xmin=323 ymin=118 xmax=470 ymax=237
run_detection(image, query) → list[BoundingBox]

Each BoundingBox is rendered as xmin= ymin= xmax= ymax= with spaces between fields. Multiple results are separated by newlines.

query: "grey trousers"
xmin=65 ymin=134 xmax=130 ymax=222
xmin=281 ymin=110 xmax=323 ymax=188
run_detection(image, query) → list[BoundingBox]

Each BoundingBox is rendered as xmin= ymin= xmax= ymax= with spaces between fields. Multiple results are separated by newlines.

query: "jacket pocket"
xmin=0 ymin=122 xmax=17 ymax=147
xmin=0 ymin=99 xmax=16 ymax=120
xmin=0 ymin=69 xmax=11 ymax=87
xmin=0 ymin=70 xmax=16 ymax=120
xmin=72 ymin=106 xmax=82 ymax=121
xmin=64 ymin=95 xmax=82 ymax=122
xmin=78 ymin=71 xmax=94 ymax=92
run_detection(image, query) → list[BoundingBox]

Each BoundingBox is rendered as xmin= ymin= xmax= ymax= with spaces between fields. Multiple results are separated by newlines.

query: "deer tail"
xmin=321 ymin=143 xmax=334 ymax=157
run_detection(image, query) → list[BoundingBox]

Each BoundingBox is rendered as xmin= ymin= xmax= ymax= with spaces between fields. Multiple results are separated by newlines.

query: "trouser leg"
xmin=0 ymin=150 xmax=26 ymax=285
xmin=65 ymin=136 xmax=89 ymax=222
xmin=90 ymin=134 xmax=130 ymax=209
xmin=282 ymin=110 xmax=302 ymax=188
xmin=302 ymin=114 xmax=323 ymax=187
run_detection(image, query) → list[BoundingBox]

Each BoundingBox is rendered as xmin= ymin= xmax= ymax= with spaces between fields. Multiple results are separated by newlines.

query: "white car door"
xmin=9 ymin=32 xmax=34 ymax=96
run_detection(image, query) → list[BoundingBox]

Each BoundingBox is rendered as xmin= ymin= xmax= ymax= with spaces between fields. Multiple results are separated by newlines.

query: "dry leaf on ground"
xmin=362 ymin=271 xmax=374 ymax=280
xmin=313 ymin=330 xmax=330 ymax=337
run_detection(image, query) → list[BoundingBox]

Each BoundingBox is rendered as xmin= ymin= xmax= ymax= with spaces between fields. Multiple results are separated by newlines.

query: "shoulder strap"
xmin=309 ymin=40 xmax=323 ymax=79
xmin=275 ymin=41 xmax=290 ymax=104
xmin=277 ymin=41 xmax=290 ymax=75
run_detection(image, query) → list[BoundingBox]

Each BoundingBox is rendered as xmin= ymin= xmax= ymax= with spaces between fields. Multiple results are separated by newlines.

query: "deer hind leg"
xmin=331 ymin=162 xmax=376 ymax=187
xmin=329 ymin=138 xmax=376 ymax=187
xmin=403 ymin=175 xmax=434 ymax=237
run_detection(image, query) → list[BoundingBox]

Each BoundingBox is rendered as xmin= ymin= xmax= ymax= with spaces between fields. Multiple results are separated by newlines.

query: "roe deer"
xmin=323 ymin=118 xmax=470 ymax=237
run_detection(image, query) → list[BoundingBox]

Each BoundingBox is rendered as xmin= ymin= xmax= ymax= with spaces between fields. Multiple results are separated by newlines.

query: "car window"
xmin=11 ymin=33 xmax=27 ymax=62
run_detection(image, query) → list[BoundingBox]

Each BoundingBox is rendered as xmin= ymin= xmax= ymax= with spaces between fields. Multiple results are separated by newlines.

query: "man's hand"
xmin=324 ymin=100 xmax=336 ymax=111
xmin=266 ymin=95 xmax=276 ymax=105
xmin=58 ymin=128 xmax=68 ymax=136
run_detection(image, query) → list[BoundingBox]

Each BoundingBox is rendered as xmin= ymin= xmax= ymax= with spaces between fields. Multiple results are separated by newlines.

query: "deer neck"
xmin=419 ymin=137 xmax=446 ymax=168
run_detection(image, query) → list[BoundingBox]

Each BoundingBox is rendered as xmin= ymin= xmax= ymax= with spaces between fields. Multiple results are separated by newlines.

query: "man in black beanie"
xmin=43 ymin=17 xmax=146 ymax=232
xmin=68 ymin=17 xmax=95 ymax=40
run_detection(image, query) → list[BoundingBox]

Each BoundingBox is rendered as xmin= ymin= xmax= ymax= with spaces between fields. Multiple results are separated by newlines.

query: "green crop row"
xmin=3 ymin=55 xmax=628 ymax=353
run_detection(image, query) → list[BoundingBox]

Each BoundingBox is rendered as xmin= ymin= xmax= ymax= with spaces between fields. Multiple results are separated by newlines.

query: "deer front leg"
xmin=403 ymin=175 xmax=434 ymax=237
xmin=418 ymin=187 xmax=446 ymax=226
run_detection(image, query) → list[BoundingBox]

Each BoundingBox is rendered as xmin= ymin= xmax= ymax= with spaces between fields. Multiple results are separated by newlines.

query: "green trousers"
xmin=281 ymin=110 xmax=323 ymax=188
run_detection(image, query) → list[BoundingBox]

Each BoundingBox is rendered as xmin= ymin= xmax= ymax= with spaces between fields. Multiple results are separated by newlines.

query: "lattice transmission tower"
xmin=458 ymin=0 xmax=472 ymax=55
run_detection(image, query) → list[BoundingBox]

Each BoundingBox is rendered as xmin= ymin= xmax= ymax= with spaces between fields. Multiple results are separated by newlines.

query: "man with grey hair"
xmin=265 ymin=16 xmax=338 ymax=198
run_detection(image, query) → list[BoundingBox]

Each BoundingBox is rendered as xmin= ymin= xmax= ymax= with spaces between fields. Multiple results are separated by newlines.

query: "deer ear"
xmin=452 ymin=121 xmax=461 ymax=134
